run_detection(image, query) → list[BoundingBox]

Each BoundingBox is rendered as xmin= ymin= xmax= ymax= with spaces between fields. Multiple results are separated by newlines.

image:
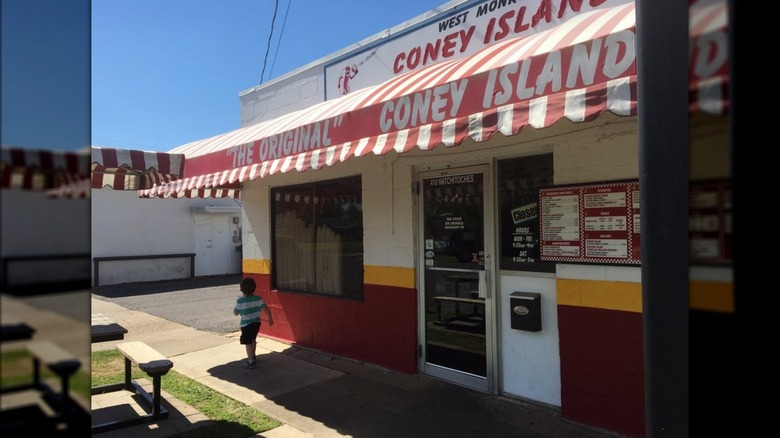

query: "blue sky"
xmin=1 ymin=0 xmax=90 ymax=152
xmin=91 ymin=0 xmax=450 ymax=153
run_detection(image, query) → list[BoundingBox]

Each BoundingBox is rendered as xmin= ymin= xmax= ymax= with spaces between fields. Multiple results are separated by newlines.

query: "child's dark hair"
xmin=240 ymin=277 xmax=256 ymax=295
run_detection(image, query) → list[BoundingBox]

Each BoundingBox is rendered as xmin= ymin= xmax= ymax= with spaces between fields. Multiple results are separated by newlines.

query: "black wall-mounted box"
xmin=509 ymin=291 xmax=541 ymax=332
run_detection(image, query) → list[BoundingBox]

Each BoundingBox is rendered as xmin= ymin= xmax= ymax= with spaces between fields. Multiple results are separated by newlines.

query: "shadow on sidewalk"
xmin=0 ymin=402 xmax=91 ymax=435
xmin=2 ymin=280 xmax=91 ymax=297
xmin=92 ymin=274 xmax=242 ymax=298
xmin=196 ymin=344 xmax=608 ymax=438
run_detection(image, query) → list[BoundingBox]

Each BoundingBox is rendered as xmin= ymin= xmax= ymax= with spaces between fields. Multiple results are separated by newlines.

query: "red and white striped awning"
xmin=148 ymin=186 xmax=241 ymax=199
xmin=689 ymin=0 xmax=729 ymax=115
xmin=1 ymin=147 xmax=90 ymax=191
xmin=140 ymin=0 xmax=728 ymax=199
xmin=46 ymin=177 xmax=91 ymax=199
xmin=91 ymin=146 xmax=185 ymax=190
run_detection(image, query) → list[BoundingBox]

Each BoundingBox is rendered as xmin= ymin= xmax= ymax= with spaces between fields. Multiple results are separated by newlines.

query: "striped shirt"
xmin=233 ymin=294 xmax=267 ymax=327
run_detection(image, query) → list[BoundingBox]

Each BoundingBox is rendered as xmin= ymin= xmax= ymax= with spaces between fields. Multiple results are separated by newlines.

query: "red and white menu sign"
xmin=689 ymin=180 xmax=731 ymax=264
xmin=540 ymin=181 xmax=640 ymax=264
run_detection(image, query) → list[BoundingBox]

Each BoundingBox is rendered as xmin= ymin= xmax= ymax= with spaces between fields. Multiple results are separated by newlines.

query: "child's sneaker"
xmin=243 ymin=360 xmax=256 ymax=369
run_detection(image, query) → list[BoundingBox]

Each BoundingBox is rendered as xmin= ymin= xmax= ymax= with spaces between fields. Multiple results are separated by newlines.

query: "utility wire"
xmin=269 ymin=0 xmax=292 ymax=79
xmin=260 ymin=0 xmax=279 ymax=84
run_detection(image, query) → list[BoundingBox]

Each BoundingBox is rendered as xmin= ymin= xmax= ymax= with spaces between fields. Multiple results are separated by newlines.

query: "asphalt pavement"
xmin=91 ymin=274 xmax=243 ymax=334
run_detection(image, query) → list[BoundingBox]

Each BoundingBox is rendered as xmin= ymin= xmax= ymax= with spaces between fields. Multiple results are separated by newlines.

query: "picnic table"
xmin=1 ymin=312 xmax=36 ymax=342
xmin=91 ymin=313 xmax=128 ymax=343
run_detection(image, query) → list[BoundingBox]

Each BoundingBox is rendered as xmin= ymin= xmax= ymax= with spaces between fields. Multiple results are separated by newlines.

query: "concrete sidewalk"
xmin=90 ymin=295 xmax=625 ymax=438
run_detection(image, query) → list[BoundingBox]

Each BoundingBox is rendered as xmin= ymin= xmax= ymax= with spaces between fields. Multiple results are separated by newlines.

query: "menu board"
xmin=689 ymin=180 xmax=731 ymax=265
xmin=539 ymin=181 xmax=640 ymax=264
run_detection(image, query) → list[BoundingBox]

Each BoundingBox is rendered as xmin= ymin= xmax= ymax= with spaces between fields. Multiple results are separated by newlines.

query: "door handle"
xmin=478 ymin=270 xmax=488 ymax=299
xmin=478 ymin=253 xmax=491 ymax=299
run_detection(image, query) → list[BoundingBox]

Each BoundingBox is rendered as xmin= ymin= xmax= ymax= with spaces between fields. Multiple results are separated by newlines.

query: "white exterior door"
xmin=193 ymin=214 xmax=233 ymax=276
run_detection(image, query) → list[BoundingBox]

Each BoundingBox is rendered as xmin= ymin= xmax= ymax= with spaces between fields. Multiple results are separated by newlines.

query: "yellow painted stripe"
xmin=558 ymin=278 xmax=735 ymax=314
xmin=557 ymin=279 xmax=642 ymax=313
xmin=690 ymin=281 xmax=734 ymax=313
xmin=365 ymin=265 xmax=416 ymax=289
xmin=243 ymin=259 xmax=270 ymax=275
xmin=241 ymin=261 xmax=415 ymax=288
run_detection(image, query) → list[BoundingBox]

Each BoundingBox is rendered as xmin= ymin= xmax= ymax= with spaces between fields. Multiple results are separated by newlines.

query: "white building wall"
xmin=1 ymin=190 xmax=90 ymax=285
xmin=362 ymin=158 xmax=416 ymax=268
xmin=240 ymin=183 xmax=269 ymax=261
xmin=498 ymin=273 xmax=559 ymax=405
xmin=1 ymin=190 xmax=90 ymax=255
xmin=552 ymin=119 xmax=639 ymax=185
xmin=240 ymin=66 xmax=324 ymax=128
xmin=91 ymin=189 xmax=241 ymax=286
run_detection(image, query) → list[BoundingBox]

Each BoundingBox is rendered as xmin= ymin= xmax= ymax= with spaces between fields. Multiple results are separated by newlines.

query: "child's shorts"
xmin=239 ymin=322 xmax=261 ymax=344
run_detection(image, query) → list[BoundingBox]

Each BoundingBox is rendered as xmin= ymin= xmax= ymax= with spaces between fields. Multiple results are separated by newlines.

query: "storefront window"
xmin=271 ymin=176 xmax=364 ymax=299
xmin=497 ymin=154 xmax=555 ymax=272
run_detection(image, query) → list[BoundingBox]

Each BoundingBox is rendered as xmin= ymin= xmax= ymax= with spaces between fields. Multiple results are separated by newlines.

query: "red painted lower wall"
xmin=246 ymin=273 xmax=418 ymax=374
xmin=558 ymin=305 xmax=645 ymax=437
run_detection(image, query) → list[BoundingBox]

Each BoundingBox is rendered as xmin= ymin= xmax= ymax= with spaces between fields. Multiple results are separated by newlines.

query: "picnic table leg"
xmin=33 ymin=358 xmax=41 ymax=387
xmin=152 ymin=374 xmax=163 ymax=415
xmin=124 ymin=357 xmax=133 ymax=390
xmin=59 ymin=374 xmax=71 ymax=417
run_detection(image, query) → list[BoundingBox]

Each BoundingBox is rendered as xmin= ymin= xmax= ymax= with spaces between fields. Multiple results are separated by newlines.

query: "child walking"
xmin=233 ymin=277 xmax=273 ymax=369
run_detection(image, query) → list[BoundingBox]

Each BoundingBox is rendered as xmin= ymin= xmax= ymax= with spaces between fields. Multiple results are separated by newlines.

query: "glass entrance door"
xmin=418 ymin=166 xmax=493 ymax=392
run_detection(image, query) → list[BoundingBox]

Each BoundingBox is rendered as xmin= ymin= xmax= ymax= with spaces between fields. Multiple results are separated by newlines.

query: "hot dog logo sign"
xmin=337 ymin=64 xmax=360 ymax=96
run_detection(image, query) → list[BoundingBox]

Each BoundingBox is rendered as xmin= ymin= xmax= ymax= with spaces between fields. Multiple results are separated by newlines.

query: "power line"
xmin=260 ymin=0 xmax=279 ymax=84
xmin=269 ymin=0 xmax=292 ymax=80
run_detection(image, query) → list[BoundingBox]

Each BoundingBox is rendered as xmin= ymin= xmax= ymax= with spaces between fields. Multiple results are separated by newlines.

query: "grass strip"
xmin=1 ymin=348 xmax=91 ymax=401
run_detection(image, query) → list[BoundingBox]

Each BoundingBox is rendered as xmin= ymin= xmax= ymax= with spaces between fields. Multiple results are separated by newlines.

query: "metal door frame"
xmin=416 ymin=164 xmax=497 ymax=393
